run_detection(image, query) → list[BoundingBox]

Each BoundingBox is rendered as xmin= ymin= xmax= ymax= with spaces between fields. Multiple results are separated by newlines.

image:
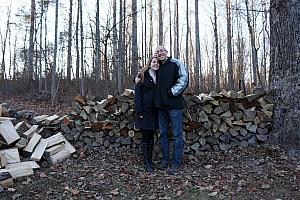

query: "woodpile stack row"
xmin=0 ymin=106 xmax=76 ymax=188
xmin=65 ymin=88 xmax=273 ymax=154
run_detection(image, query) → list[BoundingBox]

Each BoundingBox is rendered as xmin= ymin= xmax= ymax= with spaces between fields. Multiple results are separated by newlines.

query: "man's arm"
xmin=170 ymin=58 xmax=189 ymax=96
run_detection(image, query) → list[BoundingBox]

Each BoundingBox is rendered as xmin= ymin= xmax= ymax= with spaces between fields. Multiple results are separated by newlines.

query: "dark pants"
xmin=141 ymin=129 xmax=155 ymax=171
xmin=141 ymin=129 xmax=155 ymax=144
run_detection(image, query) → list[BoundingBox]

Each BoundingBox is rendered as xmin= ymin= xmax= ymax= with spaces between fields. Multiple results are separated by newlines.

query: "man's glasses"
xmin=156 ymin=49 xmax=165 ymax=54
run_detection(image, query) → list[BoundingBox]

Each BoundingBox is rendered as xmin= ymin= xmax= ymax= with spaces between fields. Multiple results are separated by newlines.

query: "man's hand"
xmin=135 ymin=76 xmax=141 ymax=84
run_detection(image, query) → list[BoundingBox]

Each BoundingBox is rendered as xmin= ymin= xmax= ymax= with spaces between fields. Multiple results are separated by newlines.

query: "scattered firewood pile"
xmin=0 ymin=105 xmax=76 ymax=188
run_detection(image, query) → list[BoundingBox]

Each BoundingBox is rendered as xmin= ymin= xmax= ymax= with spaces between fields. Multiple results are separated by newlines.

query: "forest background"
xmin=1 ymin=0 xmax=299 ymax=157
xmin=0 ymin=0 xmax=269 ymax=101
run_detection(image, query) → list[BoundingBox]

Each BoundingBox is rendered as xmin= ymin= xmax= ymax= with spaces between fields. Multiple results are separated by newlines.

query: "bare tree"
xmin=112 ymin=0 xmax=118 ymax=91
xmin=213 ymin=0 xmax=220 ymax=92
xmin=38 ymin=1 xmax=44 ymax=90
xmin=245 ymin=0 xmax=259 ymax=87
xmin=79 ymin=0 xmax=84 ymax=96
xmin=131 ymin=0 xmax=138 ymax=80
xmin=149 ymin=0 xmax=153 ymax=55
xmin=158 ymin=0 xmax=163 ymax=45
xmin=168 ymin=0 xmax=172 ymax=56
xmin=66 ymin=0 xmax=73 ymax=83
xmin=44 ymin=2 xmax=49 ymax=92
xmin=117 ymin=0 xmax=124 ymax=93
xmin=226 ymin=0 xmax=234 ymax=89
xmin=194 ymin=0 xmax=202 ymax=92
xmin=270 ymin=0 xmax=300 ymax=157
xmin=95 ymin=0 xmax=101 ymax=94
xmin=51 ymin=0 xmax=59 ymax=104
xmin=75 ymin=0 xmax=80 ymax=87
xmin=185 ymin=0 xmax=189 ymax=70
xmin=1 ymin=7 xmax=11 ymax=80
xmin=174 ymin=0 xmax=179 ymax=58
xmin=261 ymin=0 xmax=268 ymax=89
xmin=28 ymin=0 xmax=36 ymax=90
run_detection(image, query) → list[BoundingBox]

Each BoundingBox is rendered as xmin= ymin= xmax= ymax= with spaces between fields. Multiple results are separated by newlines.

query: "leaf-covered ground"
xmin=0 ymin=96 xmax=299 ymax=200
xmin=0 ymin=145 xmax=299 ymax=200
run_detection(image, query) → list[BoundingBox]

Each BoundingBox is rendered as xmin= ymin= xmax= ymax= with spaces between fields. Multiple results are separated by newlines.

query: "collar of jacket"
xmin=160 ymin=56 xmax=172 ymax=65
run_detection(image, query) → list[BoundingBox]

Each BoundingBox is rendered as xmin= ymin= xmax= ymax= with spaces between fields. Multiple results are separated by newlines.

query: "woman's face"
xmin=150 ymin=57 xmax=159 ymax=71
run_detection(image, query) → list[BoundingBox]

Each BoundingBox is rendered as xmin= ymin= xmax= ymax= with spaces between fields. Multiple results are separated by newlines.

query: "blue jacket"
xmin=134 ymin=70 xmax=158 ymax=130
xmin=155 ymin=57 xmax=189 ymax=109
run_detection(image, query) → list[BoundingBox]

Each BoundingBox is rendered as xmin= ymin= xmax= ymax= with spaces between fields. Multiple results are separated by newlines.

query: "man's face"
xmin=155 ymin=46 xmax=168 ymax=62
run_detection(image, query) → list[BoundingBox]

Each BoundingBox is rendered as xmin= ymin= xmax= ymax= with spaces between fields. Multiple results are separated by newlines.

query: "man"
xmin=136 ymin=45 xmax=189 ymax=174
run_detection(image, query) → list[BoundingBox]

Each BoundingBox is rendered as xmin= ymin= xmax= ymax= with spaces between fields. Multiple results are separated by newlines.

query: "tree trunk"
xmin=44 ymin=5 xmax=48 ymax=92
xmin=226 ymin=0 xmax=233 ymax=90
xmin=185 ymin=0 xmax=189 ymax=69
xmin=194 ymin=0 xmax=201 ymax=93
xmin=158 ymin=0 xmax=163 ymax=45
xmin=66 ymin=0 xmax=73 ymax=83
xmin=117 ymin=0 xmax=124 ymax=94
xmin=51 ymin=0 xmax=59 ymax=104
xmin=39 ymin=2 xmax=44 ymax=90
xmin=262 ymin=0 xmax=268 ymax=89
xmin=1 ymin=9 xmax=11 ymax=80
xmin=112 ymin=0 xmax=118 ymax=92
xmin=79 ymin=0 xmax=84 ymax=96
xmin=149 ymin=1 xmax=153 ymax=55
xmin=12 ymin=36 xmax=17 ymax=80
xmin=75 ymin=1 xmax=80 ymax=88
xmin=174 ymin=0 xmax=179 ymax=58
xmin=28 ymin=0 xmax=36 ymax=90
xmin=213 ymin=0 xmax=220 ymax=92
xmin=131 ymin=0 xmax=138 ymax=80
xmin=168 ymin=0 xmax=172 ymax=56
xmin=95 ymin=0 xmax=101 ymax=94
xmin=270 ymin=0 xmax=300 ymax=157
xmin=245 ymin=0 xmax=258 ymax=87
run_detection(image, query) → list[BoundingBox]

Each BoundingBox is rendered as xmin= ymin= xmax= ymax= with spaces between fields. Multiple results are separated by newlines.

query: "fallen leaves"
xmin=0 ymin=145 xmax=299 ymax=200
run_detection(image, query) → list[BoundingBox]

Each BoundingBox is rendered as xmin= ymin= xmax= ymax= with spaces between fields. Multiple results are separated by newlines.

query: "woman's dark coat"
xmin=134 ymin=70 xmax=158 ymax=131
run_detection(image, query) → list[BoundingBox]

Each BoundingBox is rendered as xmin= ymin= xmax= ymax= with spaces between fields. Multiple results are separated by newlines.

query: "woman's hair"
xmin=137 ymin=56 xmax=157 ymax=83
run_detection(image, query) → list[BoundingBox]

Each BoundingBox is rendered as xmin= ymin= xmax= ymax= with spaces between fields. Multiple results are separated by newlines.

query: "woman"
xmin=134 ymin=56 xmax=159 ymax=173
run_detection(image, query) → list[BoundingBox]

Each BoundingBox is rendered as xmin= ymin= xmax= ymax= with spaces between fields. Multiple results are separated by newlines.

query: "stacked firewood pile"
xmin=64 ymin=88 xmax=273 ymax=155
xmin=0 ymin=105 xmax=76 ymax=187
xmin=183 ymin=88 xmax=273 ymax=153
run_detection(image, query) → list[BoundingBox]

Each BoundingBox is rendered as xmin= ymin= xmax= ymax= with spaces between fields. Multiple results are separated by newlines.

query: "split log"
xmin=44 ymin=143 xmax=65 ymax=157
xmin=0 ymin=120 xmax=20 ymax=144
xmin=5 ymin=165 xmax=34 ymax=178
xmin=30 ymin=139 xmax=48 ymax=161
xmin=44 ymin=114 xmax=60 ymax=125
xmin=23 ymin=133 xmax=42 ymax=155
xmin=48 ymin=149 xmax=71 ymax=165
xmin=0 ymin=170 xmax=13 ymax=188
xmin=5 ymin=161 xmax=40 ymax=170
xmin=15 ymin=137 xmax=29 ymax=149
xmin=32 ymin=115 xmax=48 ymax=124
xmin=45 ymin=132 xmax=76 ymax=154
xmin=74 ymin=95 xmax=86 ymax=105
xmin=21 ymin=124 xmax=38 ymax=139
xmin=0 ymin=117 xmax=16 ymax=122
xmin=0 ymin=148 xmax=20 ymax=166
xmin=14 ymin=121 xmax=24 ymax=130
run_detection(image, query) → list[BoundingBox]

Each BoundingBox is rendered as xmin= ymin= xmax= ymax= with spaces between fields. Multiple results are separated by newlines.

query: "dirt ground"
xmin=0 ymin=145 xmax=299 ymax=200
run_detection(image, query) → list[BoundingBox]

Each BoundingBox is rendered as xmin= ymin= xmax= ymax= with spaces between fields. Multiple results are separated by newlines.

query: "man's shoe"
xmin=156 ymin=161 xmax=168 ymax=170
xmin=167 ymin=165 xmax=181 ymax=175
xmin=145 ymin=165 xmax=154 ymax=173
